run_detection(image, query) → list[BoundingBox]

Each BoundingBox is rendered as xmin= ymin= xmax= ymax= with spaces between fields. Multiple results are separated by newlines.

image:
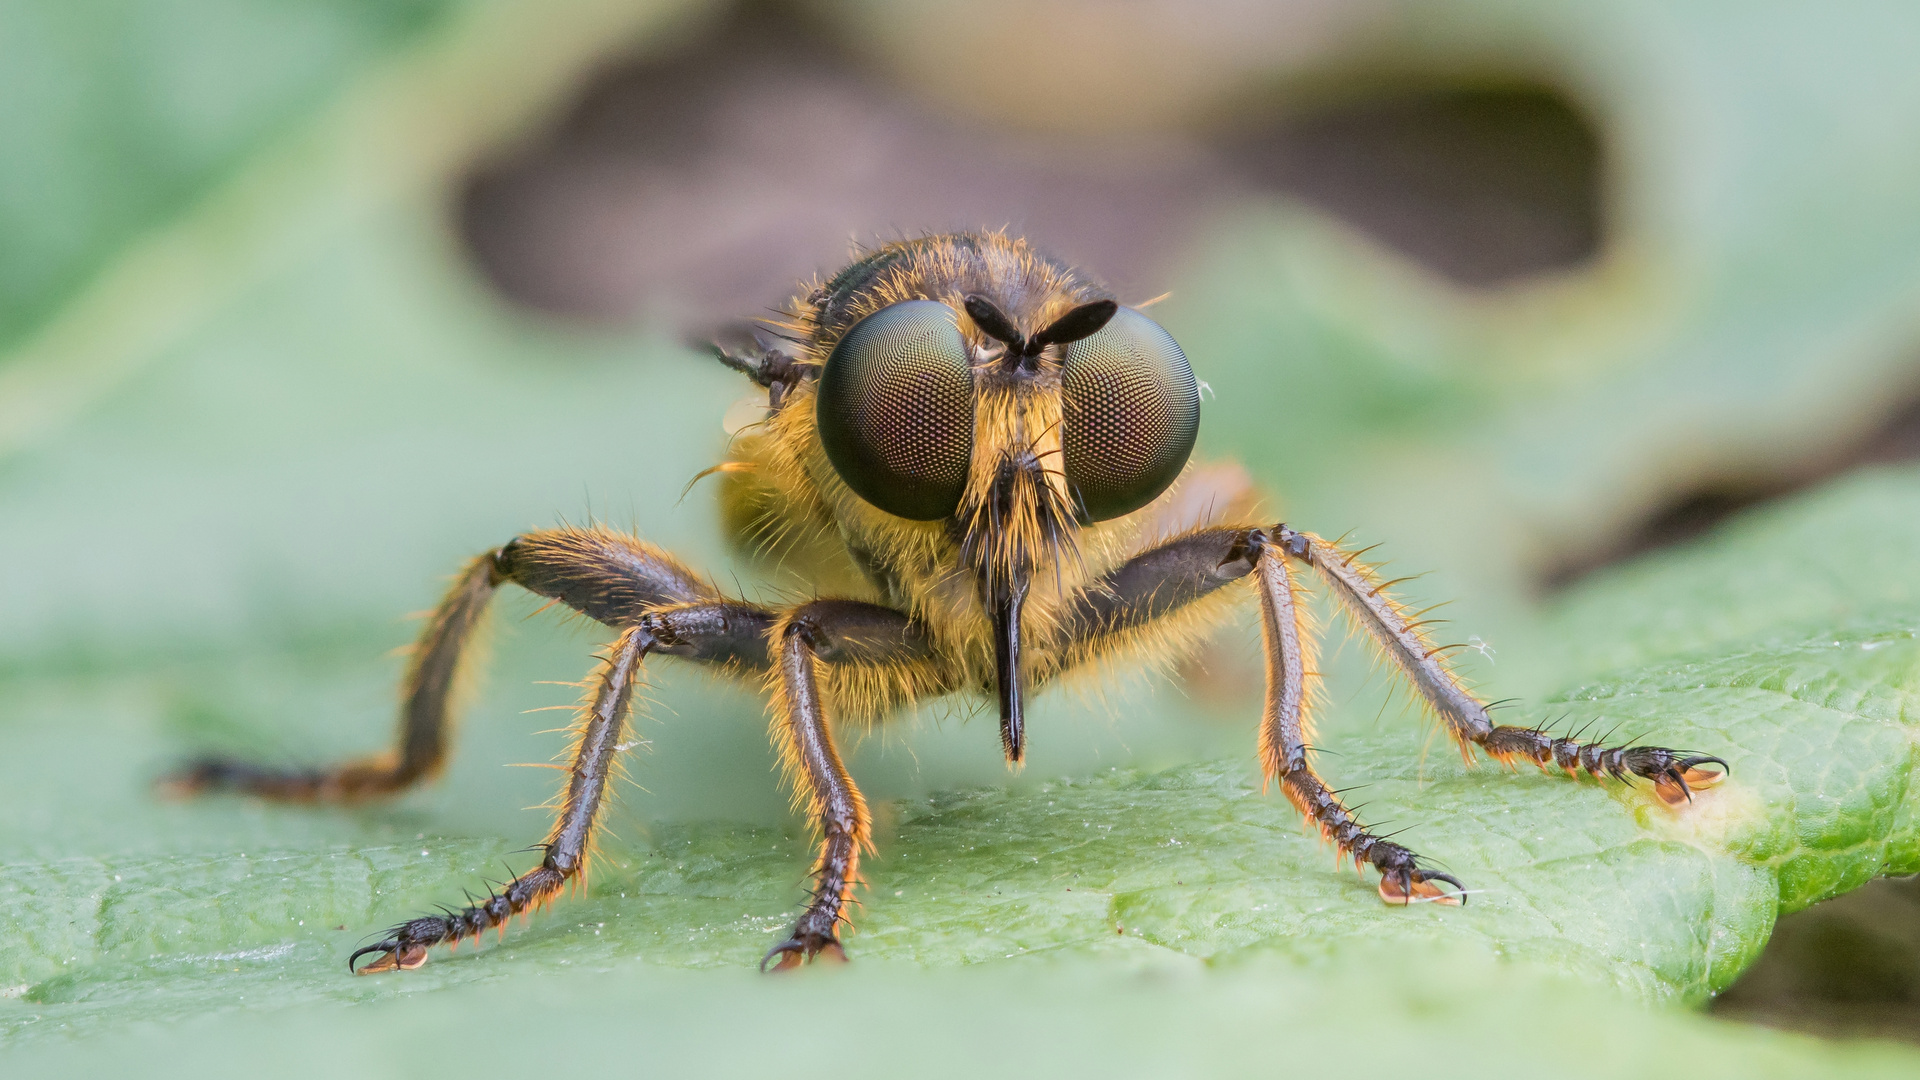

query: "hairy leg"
xmin=1253 ymin=534 xmax=1463 ymax=903
xmin=760 ymin=600 xmax=932 ymax=969
xmin=165 ymin=550 xmax=501 ymax=801
xmin=342 ymin=591 xmax=933 ymax=974
xmin=1051 ymin=524 xmax=1261 ymax=666
xmin=1273 ymin=526 xmax=1726 ymax=806
xmin=165 ymin=525 xmax=766 ymax=801
xmin=350 ymin=625 xmax=651 ymax=973
xmin=1052 ymin=526 xmax=1454 ymax=900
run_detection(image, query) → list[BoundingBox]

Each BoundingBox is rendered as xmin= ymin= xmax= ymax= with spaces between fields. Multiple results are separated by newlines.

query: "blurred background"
xmin=5 ymin=0 xmax=1920 ymax=1061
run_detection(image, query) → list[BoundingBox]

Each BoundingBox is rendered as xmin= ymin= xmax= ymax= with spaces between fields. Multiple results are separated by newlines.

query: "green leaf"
xmin=1545 ymin=469 xmax=1920 ymax=909
xmin=13 ymin=949 xmax=1920 ymax=1079
xmin=1551 ymin=469 xmax=1920 ymax=677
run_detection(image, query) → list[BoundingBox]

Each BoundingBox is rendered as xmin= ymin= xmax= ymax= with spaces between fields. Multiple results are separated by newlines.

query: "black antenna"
xmin=966 ymin=295 xmax=1118 ymax=372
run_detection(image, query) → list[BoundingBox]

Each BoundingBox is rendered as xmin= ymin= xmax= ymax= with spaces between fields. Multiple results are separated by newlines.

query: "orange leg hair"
xmin=1046 ymin=524 xmax=1459 ymax=902
xmin=760 ymin=599 xmax=933 ymax=967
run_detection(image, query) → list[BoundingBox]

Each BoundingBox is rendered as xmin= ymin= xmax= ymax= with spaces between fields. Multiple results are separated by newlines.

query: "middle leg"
xmin=1053 ymin=525 xmax=1462 ymax=903
xmin=1253 ymin=534 xmax=1465 ymax=904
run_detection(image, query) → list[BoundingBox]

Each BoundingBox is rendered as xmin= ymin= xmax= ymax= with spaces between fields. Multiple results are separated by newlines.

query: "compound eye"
xmin=816 ymin=300 xmax=975 ymax=520
xmin=1060 ymin=307 xmax=1200 ymax=521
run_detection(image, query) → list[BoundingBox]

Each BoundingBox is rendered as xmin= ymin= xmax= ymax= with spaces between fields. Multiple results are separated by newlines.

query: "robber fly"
xmin=168 ymin=232 xmax=1726 ymax=973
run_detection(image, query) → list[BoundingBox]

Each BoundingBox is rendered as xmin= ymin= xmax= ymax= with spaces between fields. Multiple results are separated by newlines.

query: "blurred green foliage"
xmin=4 ymin=0 xmax=1920 ymax=1074
xmin=0 ymin=0 xmax=450 ymax=356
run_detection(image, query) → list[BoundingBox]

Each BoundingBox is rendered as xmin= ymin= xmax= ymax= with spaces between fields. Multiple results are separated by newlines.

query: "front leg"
xmin=1275 ymin=526 xmax=1727 ymax=806
xmin=761 ymin=600 xmax=936 ymax=970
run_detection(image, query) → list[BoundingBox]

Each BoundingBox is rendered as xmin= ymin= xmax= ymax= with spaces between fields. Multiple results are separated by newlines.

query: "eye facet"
xmin=816 ymin=300 xmax=975 ymax=520
xmin=1060 ymin=307 xmax=1200 ymax=522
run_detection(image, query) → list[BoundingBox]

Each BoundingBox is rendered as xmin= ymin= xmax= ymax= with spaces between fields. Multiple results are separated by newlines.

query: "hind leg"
xmin=163 ymin=526 xmax=769 ymax=801
xmin=1275 ymin=526 xmax=1727 ymax=807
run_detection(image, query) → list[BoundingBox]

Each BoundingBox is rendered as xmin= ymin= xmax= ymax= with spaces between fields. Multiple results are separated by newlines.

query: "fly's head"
xmin=795 ymin=235 xmax=1202 ymax=761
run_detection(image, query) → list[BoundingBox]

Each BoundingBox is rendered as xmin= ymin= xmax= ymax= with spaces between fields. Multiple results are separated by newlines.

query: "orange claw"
xmin=1378 ymin=875 xmax=1464 ymax=906
xmin=1654 ymin=763 xmax=1728 ymax=808
xmin=763 ymin=938 xmax=848 ymax=972
xmin=353 ymin=943 xmax=429 ymax=975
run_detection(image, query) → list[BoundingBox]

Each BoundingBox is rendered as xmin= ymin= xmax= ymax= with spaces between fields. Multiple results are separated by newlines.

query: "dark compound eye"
xmin=1060 ymin=307 xmax=1200 ymax=522
xmin=816 ymin=300 xmax=976 ymax=520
